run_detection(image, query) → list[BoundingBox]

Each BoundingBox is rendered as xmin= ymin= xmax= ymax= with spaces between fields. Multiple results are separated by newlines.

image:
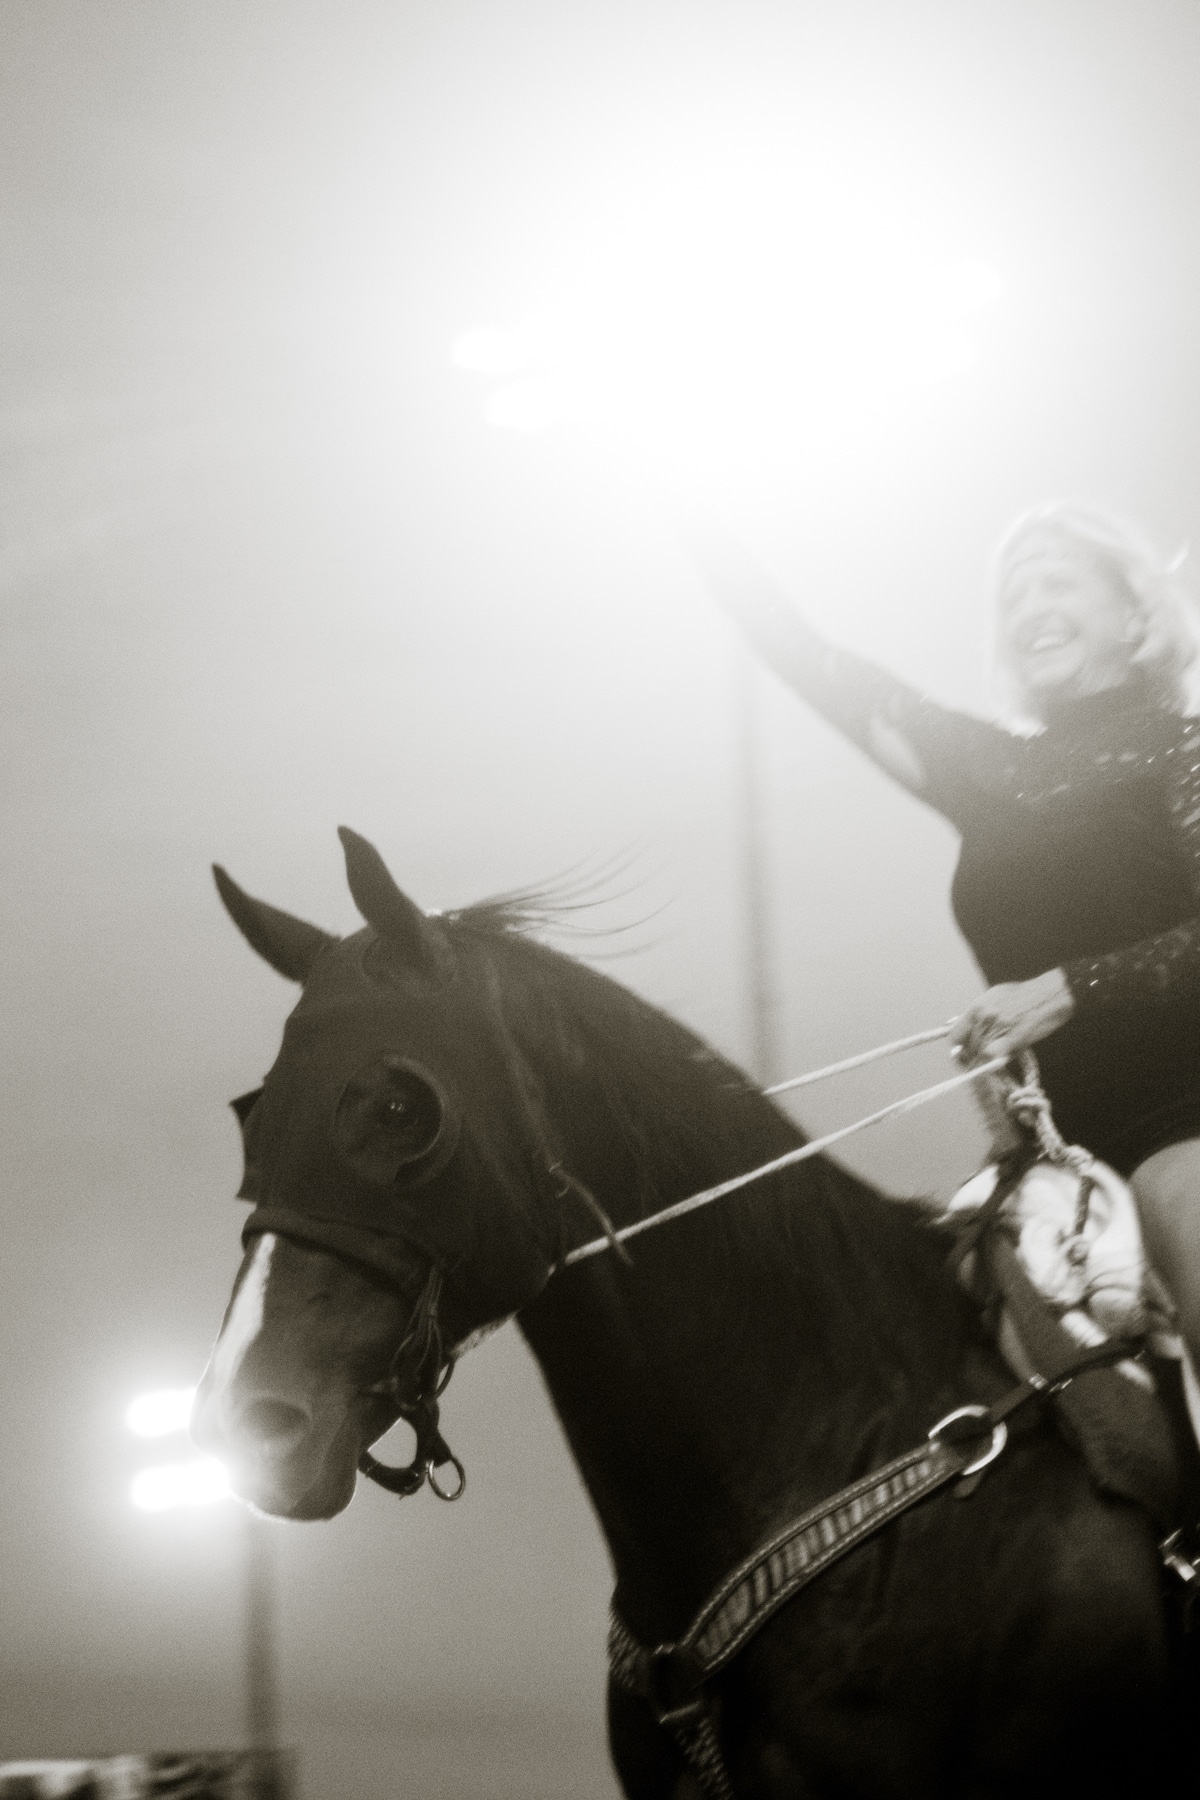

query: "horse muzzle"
xmin=192 ymin=1372 xmax=389 ymax=1520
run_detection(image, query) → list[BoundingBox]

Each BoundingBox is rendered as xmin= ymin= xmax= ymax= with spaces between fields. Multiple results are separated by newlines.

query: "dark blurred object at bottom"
xmin=0 ymin=1752 xmax=293 ymax=1800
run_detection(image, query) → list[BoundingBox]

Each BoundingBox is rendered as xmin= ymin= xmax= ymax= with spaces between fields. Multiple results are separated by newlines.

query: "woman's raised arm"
xmin=682 ymin=511 xmax=831 ymax=689
xmin=681 ymin=511 xmax=1000 ymax=814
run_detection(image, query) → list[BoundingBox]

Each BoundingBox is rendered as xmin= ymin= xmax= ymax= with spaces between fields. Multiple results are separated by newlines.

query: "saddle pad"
xmin=989 ymin=1235 xmax=1181 ymax=1529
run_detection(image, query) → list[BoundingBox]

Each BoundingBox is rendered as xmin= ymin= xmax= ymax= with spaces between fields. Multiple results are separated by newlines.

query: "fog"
xmin=4 ymin=3 xmax=1200 ymax=1795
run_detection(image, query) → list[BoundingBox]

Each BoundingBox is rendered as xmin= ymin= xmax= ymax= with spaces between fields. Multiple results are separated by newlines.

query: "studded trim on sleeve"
xmin=1066 ymin=715 xmax=1200 ymax=1011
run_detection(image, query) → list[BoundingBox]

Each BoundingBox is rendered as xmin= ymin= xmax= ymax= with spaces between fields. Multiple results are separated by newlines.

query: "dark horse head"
xmin=194 ymin=824 xmax=909 ymax=1531
xmin=193 ymin=828 xmax=574 ymax=1518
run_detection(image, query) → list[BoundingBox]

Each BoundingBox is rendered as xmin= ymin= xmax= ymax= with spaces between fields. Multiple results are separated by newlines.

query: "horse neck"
xmin=485 ymin=937 xmax=976 ymax=1639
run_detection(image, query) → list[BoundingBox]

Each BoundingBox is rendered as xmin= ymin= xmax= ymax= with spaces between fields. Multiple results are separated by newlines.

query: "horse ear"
xmin=212 ymin=864 xmax=338 ymax=983
xmin=338 ymin=827 xmax=453 ymax=977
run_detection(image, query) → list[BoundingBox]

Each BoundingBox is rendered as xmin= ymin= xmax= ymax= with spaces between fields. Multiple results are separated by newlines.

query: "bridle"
xmin=242 ymin=1131 xmax=618 ymax=1506
xmin=239 ymin=1205 xmax=468 ymax=1502
xmin=347 ymin=948 xmax=621 ymax=1499
xmin=357 ymin=1261 xmax=466 ymax=1503
xmin=346 ymin=946 xmax=626 ymax=1501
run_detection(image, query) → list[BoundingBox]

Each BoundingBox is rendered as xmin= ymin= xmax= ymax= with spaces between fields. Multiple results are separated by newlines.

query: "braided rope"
xmin=1003 ymin=1050 xmax=1094 ymax=1178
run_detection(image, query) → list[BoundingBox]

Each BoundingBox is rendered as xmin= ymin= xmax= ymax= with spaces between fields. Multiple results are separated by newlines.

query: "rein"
xmin=763 ymin=1022 xmax=955 ymax=1094
xmin=564 ymin=1028 xmax=1008 ymax=1265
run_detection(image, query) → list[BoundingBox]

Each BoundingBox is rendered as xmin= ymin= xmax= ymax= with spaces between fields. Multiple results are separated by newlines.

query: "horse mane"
xmin=446 ymin=854 xmax=661 ymax=950
xmin=439 ymin=887 xmax=961 ymax=1373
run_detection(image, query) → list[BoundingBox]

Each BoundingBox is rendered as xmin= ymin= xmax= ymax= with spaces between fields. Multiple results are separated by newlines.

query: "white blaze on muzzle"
xmin=210 ymin=1232 xmax=278 ymax=1406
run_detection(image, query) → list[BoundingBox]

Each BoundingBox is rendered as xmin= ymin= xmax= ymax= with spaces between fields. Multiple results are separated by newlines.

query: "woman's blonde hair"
xmin=992 ymin=500 xmax=1197 ymax=717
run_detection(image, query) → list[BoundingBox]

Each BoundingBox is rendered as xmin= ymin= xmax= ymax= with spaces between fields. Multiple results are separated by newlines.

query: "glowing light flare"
xmin=441 ymin=92 xmax=1014 ymax=496
xmin=484 ymin=378 xmax=561 ymax=432
xmin=130 ymin=1457 xmax=232 ymax=1512
xmin=453 ymin=248 xmax=1002 ymax=445
xmin=126 ymin=1386 xmax=198 ymax=1438
xmin=931 ymin=256 xmax=1004 ymax=314
xmin=451 ymin=326 xmax=532 ymax=378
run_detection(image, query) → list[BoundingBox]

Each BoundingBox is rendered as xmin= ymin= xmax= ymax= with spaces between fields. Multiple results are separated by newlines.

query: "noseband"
xmin=241 ymin=1206 xmax=467 ymax=1502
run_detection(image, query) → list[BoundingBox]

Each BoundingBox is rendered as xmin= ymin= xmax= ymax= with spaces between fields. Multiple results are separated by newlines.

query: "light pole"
xmin=240 ymin=1509 xmax=280 ymax=1758
xmin=732 ymin=644 xmax=782 ymax=1087
xmin=126 ymin=1389 xmax=282 ymax=1769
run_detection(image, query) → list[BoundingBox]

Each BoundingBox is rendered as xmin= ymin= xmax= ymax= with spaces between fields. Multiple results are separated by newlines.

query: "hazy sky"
xmin=4 ymin=4 xmax=1200 ymax=1795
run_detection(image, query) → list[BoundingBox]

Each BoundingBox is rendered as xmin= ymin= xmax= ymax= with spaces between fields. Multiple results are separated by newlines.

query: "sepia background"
xmin=4 ymin=3 xmax=1200 ymax=1795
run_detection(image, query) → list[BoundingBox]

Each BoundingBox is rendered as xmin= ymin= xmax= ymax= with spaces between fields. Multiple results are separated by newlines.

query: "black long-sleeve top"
xmin=790 ymin=641 xmax=1200 ymax=1172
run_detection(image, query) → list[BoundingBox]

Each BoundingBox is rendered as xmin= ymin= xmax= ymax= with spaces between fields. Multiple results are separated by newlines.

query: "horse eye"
xmin=335 ymin=1058 xmax=451 ymax=1186
xmin=373 ymin=1071 xmax=441 ymax=1155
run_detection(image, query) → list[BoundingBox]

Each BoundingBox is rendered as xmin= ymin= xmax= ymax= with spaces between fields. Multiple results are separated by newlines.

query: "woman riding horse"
xmin=192 ymin=501 xmax=1200 ymax=1795
xmin=701 ymin=500 xmax=1200 ymax=1363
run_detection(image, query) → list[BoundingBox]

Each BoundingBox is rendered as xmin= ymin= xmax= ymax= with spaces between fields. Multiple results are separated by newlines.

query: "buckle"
xmin=645 ymin=1648 xmax=705 ymax=1728
xmin=1161 ymin=1529 xmax=1200 ymax=1586
xmin=1160 ymin=1530 xmax=1200 ymax=1632
xmin=928 ymin=1404 xmax=1008 ymax=1478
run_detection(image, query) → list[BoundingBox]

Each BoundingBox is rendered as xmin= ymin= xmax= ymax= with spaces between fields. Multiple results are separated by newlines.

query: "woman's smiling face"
xmin=996 ymin=546 xmax=1140 ymax=717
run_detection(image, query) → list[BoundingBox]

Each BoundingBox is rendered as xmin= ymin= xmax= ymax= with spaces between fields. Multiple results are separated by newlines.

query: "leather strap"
xmin=610 ymin=1344 xmax=1138 ymax=1797
xmin=242 ymin=1205 xmax=423 ymax=1291
xmin=665 ymin=1439 xmax=977 ymax=1689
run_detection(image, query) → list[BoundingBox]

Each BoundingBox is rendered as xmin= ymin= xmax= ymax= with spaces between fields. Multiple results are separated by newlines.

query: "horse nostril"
xmin=238 ymin=1396 xmax=311 ymax=1451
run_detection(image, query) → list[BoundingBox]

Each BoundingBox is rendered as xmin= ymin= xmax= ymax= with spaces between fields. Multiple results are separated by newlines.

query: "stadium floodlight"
xmin=126 ymin=1385 xmax=233 ymax=1511
xmin=130 ymin=1457 xmax=233 ymax=1513
xmin=126 ymin=1386 xmax=198 ymax=1438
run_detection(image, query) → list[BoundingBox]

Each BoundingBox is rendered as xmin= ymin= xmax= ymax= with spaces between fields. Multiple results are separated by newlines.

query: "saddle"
xmin=943 ymin=1128 xmax=1200 ymax=1536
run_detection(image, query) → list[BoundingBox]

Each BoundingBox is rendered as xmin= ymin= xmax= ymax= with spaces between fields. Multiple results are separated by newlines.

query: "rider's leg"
xmin=1130 ymin=1137 xmax=1200 ymax=1362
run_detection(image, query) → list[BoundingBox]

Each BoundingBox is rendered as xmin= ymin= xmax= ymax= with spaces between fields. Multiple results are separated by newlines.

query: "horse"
xmin=192 ymin=828 xmax=1193 ymax=1799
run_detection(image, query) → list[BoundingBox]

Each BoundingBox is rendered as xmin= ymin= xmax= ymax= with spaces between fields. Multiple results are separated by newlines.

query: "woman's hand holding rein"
xmin=951 ymin=969 xmax=1076 ymax=1066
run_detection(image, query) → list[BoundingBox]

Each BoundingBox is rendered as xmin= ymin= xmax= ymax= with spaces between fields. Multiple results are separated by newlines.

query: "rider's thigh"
xmin=1130 ymin=1136 xmax=1200 ymax=1336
